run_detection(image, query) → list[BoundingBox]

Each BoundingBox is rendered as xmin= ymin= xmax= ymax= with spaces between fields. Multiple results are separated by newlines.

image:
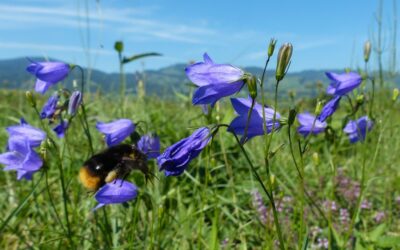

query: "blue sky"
xmin=0 ymin=0 xmax=398 ymax=73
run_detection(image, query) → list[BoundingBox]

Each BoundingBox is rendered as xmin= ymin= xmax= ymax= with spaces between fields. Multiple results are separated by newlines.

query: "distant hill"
xmin=0 ymin=57 xmax=398 ymax=98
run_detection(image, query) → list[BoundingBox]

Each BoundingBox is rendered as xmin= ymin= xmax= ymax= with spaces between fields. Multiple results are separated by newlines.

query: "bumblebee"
xmin=79 ymin=144 xmax=150 ymax=191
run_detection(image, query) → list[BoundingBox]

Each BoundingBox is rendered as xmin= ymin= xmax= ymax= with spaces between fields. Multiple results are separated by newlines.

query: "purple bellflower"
xmin=228 ymin=97 xmax=280 ymax=142
xmin=0 ymin=136 xmax=43 ymax=180
xmin=343 ymin=116 xmax=373 ymax=143
xmin=318 ymin=96 xmax=341 ymax=122
xmin=297 ymin=113 xmax=327 ymax=136
xmin=26 ymin=60 xmax=71 ymax=94
xmin=96 ymin=119 xmax=135 ymax=147
xmin=68 ymin=91 xmax=82 ymax=116
xmin=53 ymin=119 xmax=69 ymax=138
xmin=137 ymin=134 xmax=160 ymax=159
xmin=40 ymin=94 xmax=59 ymax=119
xmin=185 ymin=53 xmax=244 ymax=106
xmin=326 ymin=72 xmax=362 ymax=96
xmin=157 ymin=127 xmax=211 ymax=176
xmin=93 ymin=179 xmax=138 ymax=211
xmin=6 ymin=120 xmax=46 ymax=147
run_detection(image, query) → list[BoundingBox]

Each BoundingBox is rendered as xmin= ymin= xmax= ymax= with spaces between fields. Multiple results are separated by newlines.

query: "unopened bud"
xmin=315 ymin=101 xmax=323 ymax=115
xmin=68 ymin=91 xmax=82 ymax=116
xmin=72 ymin=79 xmax=78 ymax=89
xmin=312 ymin=152 xmax=319 ymax=165
xmin=356 ymin=94 xmax=364 ymax=104
xmin=114 ymin=41 xmax=124 ymax=53
xmin=364 ymin=40 xmax=371 ymax=62
xmin=268 ymin=38 xmax=277 ymax=57
xmin=246 ymin=75 xmax=258 ymax=99
xmin=276 ymin=43 xmax=293 ymax=81
xmin=25 ymin=91 xmax=36 ymax=107
xmin=288 ymin=108 xmax=297 ymax=126
xmin=270 ymin=174 xmax=275 ymax=186
xmin=393 ymin=88 xmax=399 ymax=101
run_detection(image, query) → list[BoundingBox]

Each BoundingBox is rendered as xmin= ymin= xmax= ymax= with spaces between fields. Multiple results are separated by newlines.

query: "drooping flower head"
xmin=297 ymin=113 xmax=327 ymax=136
xmin=228 ymin=97 xmax=280 ymax=142
xmin=40 ymin=93 xmax=59 ymax=119
xmin=68 ymin=91 xmax=82 ymax=116
xmin=6 ymin=119 xmax=46 ymax=147
xmin=26 ymin=60 xmax=71 ymax=94
xmin=318 ymin=96 xmax=341 ymax=122
xmin=157 ymin=127 xmax=211 ymax=176
xmin=53 ymin=119 xmax=69 ymax=138
xmin=93 ymin=179 xmax=138 ymax=211
xmin=96 ymin=119 xmax=135 ymax=147
xmin=185 ymin=53 xmax=245 ymax=106
xmin=325 ymin=72 xmax=362 ymax=96
xmin=343 ymin=116 xmax=373 ymax=143
xmin=137 ymin=134 xmax=160 ymax=159
xmin=0 ymin=136 xmax=43 ymax=180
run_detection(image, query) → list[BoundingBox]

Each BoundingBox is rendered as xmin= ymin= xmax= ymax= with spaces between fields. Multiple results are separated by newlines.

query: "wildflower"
xmin=68 ymin=91 xmax=82 ymax=116
xmin=316 ymin=238 xmax=329 ymax=249
xmin=339 ymin=208 xmax=350 ymax=229
xmin=374 ymin=211 xmax=385 ymax=223
xmin=40 ymin=94 xmax=59 ymax=119
xmin=26 ymin=60 xmax=71 ymax=94
xmin=0 ymin=136 xmax=43 ymax=180
xmin=185 ymin=53 xmax=244 ymax=106
xmin=325 ymin=72 xmax=362 ymax=96
xmin=96 ymin=119 xmax=135 ymax=147
xmin=228 ymin=97 xmax=280 ymax=141
xmin=53 ymin=119 xmax=69 ymax=138
xmin=343 ymin=116 xmax=373 ymax=143
xmin=157 ymin=127 xmax=211 ymax=176
xmin=6 ymin=119 xmax=46 ymax=147
xmin=93 ymin=179 xmax=138 ymax=211
xmin=323 ymin=200 xmax=338 ymax=212
xmin=251 ymin=189 xmax=268 ymax=224
xmin=318 ymin=96 xmax=341 ymax=122
xmin=361 ymin=200 xmax=372 ymax=210
xmin=297 ymin=113 xmax=327 ymax=136
xmin=137 ymin=134 xmax=160 ymax=159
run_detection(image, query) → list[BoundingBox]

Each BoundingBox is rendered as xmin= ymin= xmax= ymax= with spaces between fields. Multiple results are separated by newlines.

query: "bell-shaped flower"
xmin=157 ymin=127 xmax=211 ymax=176
xmin=318 ymin=96 xmax=341 ymax=122
xmin=96 ymin=119 xmax=135 ymax=147
xmin=53 ymin=119 xmax=69 ymax=138
xmin=6 ymin=119 xmax=46 ymax=147
xmin=228 ymin=97 xmax=280 ymax=142
xmin=343 ymin=116 xmax=373 ymax=143
xmin=137 ymin=134 xmax=160 ymax=159
xmin=186 ymin=53 xmax=244 ymax=106
xmin=326 ymin=72 xmax=362 ymax=96
xmin=93 ymin=180 xmax=138 ymax=211
xmin=297 ymin=113 xmax=327 ymax=136
xmin=0 ymin=136 xmax=43 ymax=180
xmin=68 ymin=91 xmax=82 ymax=116
xmin=26 ymin=60 xmax=71 ymax=94
xmin=40 ymin=94 xmax=59 ymax=119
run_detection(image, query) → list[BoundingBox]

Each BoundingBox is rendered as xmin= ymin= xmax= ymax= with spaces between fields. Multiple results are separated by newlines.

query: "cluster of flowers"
xmin=297 ymin=72 xmax=373 ymax=142
xmin=0 ymin=47 xmax=375 ymax=210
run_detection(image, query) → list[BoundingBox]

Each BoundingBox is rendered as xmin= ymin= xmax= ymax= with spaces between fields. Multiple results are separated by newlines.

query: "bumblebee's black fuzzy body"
xmin=79 ymin=144 xmax=149 ymax=191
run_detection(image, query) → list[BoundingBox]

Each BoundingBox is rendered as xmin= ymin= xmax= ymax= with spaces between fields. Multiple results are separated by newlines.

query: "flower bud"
xmin=68 ymin=91 xmax=82 ymax=116
xmin=315 ymin=101 xmax=323 ymax=115
xmin=312 ymin=152 xmax=319 ymax=165
xmin=288 ymin=108 xmax=297 ymax=127
xmin=364 ymin=40 xmax=371 ymax=62
xmin=393 ymin=88 xmax=399 ymax=101
xmin=114 ymin=41 xmax=124 ymax=53
xmin=356 ymin=94 xmax=364 ymax=104
xmin=268 ymin=38 xmax=277 ymax=57
xmin=25 ymin=91 xmax=36 ymax=107
xmin=245 ymin=75 xmax=258 ymax=99
xmin=276 ymin=43 xmax=293 ymax=81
